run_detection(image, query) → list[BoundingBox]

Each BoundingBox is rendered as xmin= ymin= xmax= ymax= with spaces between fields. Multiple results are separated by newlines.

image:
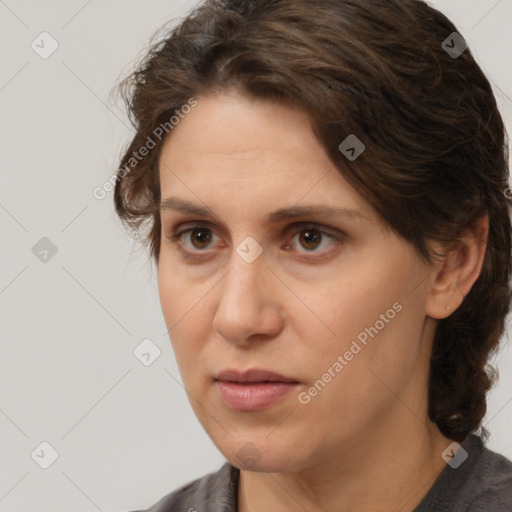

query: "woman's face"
xmin=157 ymin=90 xmax=438 ymax=473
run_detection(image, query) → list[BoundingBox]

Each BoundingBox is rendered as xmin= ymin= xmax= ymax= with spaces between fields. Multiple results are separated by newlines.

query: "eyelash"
xmin=167 ymin=222 xmax=342 ymax=260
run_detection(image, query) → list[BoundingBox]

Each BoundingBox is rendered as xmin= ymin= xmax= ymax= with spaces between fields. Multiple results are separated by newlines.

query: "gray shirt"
xmin=133 ymin=434 xmax=512 ymax=511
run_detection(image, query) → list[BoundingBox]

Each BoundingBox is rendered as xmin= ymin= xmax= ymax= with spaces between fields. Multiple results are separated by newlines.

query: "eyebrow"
xmin=159 ymin=197 xmax=369 ymax=223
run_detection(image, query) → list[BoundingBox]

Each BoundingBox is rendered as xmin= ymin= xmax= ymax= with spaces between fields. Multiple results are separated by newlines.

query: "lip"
xmin=214 ymin=368 xmax=300 ymax=411
xmin=215 ymin=368 xmax=298 ymax=383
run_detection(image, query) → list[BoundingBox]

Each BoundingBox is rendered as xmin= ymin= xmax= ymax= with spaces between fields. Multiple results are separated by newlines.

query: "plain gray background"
xmin=1 ymin=1 xmax=511 ymax=510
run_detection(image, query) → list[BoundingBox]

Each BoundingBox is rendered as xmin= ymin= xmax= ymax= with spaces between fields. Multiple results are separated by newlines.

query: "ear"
xmin=425 ymin=215 xmax=489 ymax=319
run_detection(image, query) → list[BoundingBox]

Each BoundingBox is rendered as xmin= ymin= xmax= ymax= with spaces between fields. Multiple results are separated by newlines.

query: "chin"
xmin=217 ymin=433 xmax=305 ymax=473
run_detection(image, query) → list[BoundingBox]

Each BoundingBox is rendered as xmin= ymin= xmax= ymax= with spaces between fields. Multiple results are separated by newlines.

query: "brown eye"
xmin=286 ymin=225 xmax=337 ymax=255
xmin=168 ymin=222 xmax=341 ymax=260
xmin=185 ymin=228 xmax=214 ymax=250
xmin=298 ymin=229 xmax=322 ymax=251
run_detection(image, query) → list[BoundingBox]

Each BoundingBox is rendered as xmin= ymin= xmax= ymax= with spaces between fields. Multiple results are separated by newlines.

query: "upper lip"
xmin=215 ymin=369 xmax=299 ymax=383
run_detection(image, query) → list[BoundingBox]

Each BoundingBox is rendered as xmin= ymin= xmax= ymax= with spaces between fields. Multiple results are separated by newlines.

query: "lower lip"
xmin=215 ymin=380 xmax=299 ymax=411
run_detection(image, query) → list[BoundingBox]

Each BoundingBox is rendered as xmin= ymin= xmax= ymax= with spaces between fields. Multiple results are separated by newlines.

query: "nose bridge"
xmin=215 ymin=229 xmax=264 ymax=286
xmin=213 ymin=237 xmax=281 ymax=343
xmin=223 ymin=237 xmax=267 ymax=304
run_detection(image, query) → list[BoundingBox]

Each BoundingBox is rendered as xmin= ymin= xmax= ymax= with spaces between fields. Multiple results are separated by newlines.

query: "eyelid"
xmin=169 ymin=222 xmax=220 ymax=260
xmin=167 ymin=221 xmax=343 ymax=257
xmin=169 ymin=220 xmax=341 ymax=237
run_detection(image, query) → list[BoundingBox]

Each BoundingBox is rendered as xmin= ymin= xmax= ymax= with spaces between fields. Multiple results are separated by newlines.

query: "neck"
xmin=237 ymin=419 xmax=453 ymax=512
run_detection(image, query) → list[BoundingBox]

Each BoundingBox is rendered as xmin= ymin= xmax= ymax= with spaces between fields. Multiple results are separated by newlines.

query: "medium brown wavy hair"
xmin=112 ymin=0 xmax=512 ymax=442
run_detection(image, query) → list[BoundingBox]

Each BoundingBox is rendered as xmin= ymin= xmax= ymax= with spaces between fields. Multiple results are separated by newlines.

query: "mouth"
xmin=215 ymin=368 xmax=299 ymax=384
xmin=214 ymin=368 xmax=300 ymax=411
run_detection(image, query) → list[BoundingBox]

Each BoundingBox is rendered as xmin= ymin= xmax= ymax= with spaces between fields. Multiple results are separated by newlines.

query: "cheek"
xmin=157 ymin=264 xmax=204 ymax=373
xmin=294 ymin=257 xmax=424 ymax=392
xmin=293 ymin=308 xmax=424 ymax=444
xmin=157 ymin=264 xmax=180 ymax=328
xmin=158 ymin=256 xmax=208 ymax=323
xmin=291 ymin=267 xmax=402 ymax=358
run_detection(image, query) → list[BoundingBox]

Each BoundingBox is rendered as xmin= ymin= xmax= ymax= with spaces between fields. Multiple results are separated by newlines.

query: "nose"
xmin=212 ymin=247 xmax=284 ymax=347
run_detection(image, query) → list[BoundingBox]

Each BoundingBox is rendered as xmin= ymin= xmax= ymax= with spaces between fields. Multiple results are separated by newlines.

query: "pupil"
xmin=188 ymin=229 xmax=322 ymax=251
xmin=301 ymin=230 xmax=320 ymax=250
xmin=192 ymin=229 xmax=211 ymax=248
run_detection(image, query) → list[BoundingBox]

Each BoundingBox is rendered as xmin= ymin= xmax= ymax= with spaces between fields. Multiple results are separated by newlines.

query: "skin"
xmin=157 ymin=88 xmax=489 ymax=512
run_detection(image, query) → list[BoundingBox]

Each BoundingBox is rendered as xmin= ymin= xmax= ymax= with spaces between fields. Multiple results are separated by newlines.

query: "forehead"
xmin=157 ymin=93 xmax=378 ymax=226
xmin=159 ymin=92 xmax=320 ymax=170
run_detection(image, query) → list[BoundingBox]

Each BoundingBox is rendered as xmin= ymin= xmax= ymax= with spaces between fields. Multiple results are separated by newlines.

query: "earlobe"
xmin=425 ymin=215 xmax=489 ymax=319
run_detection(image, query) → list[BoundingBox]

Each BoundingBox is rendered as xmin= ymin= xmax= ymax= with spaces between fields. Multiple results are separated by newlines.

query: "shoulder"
xmin=466 ymin=437 xmax=512 ymax=511
xmin=416 ymin=434 xmax=512 ymax=511
xmin=129 ymin=462 xmax=239 ymax=512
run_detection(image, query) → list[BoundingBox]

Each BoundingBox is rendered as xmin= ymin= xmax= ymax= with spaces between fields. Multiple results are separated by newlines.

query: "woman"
xmin=113 ymin=0 xmax=512 ymax=510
